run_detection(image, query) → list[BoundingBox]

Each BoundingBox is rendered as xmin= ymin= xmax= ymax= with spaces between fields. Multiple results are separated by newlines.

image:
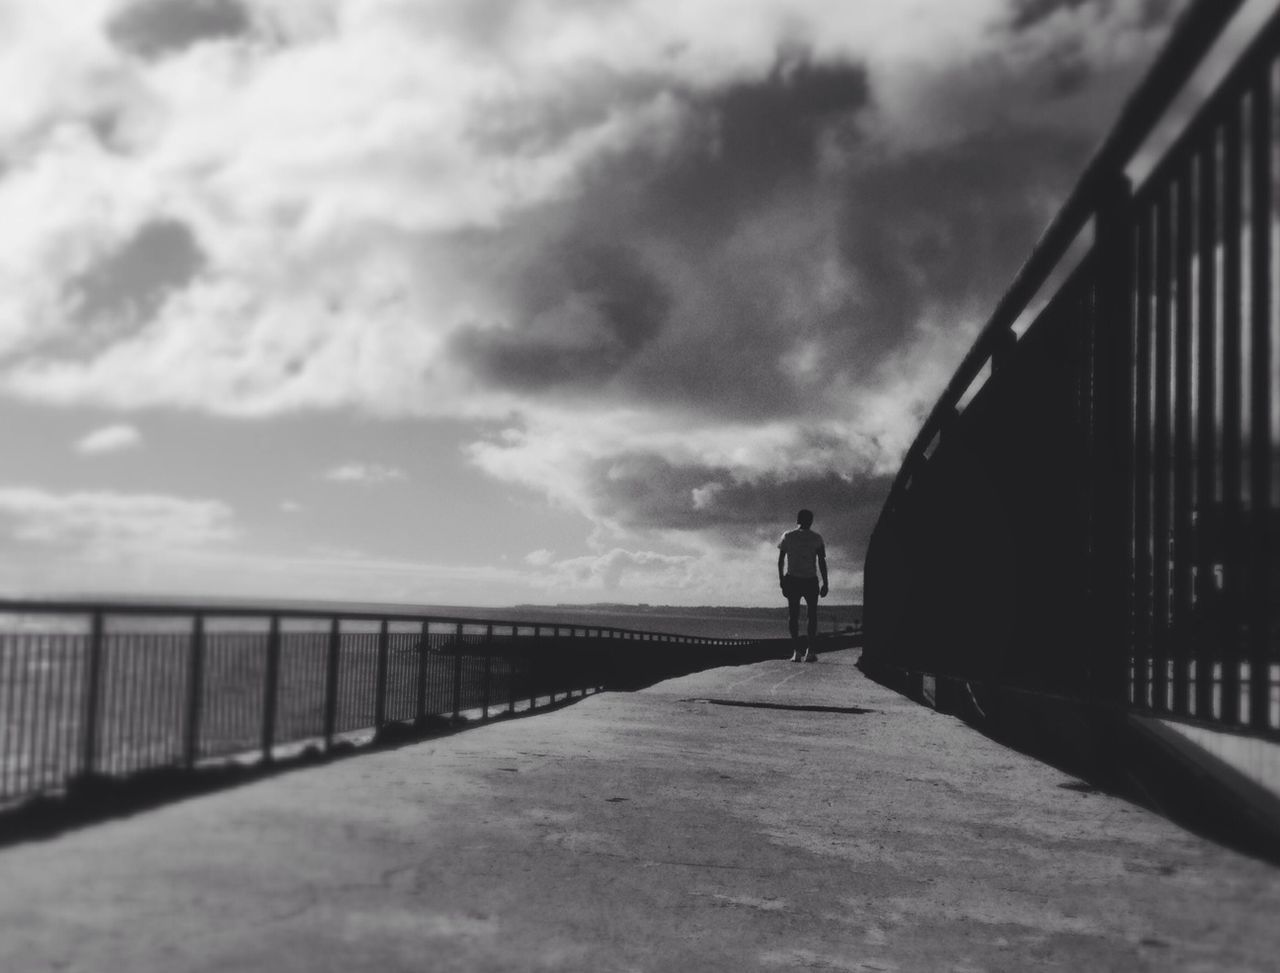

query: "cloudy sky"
xmin=0 ymin=0 xmax=1192 ymax=607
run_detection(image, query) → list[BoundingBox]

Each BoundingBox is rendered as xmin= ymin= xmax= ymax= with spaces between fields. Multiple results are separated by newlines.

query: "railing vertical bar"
xmin=35 ymin=635 xmax=52 ymax=792
xmin=139 ymin=635 xmax=155 ymax=770
xmin=110 ymin=632 xmax=125 ymax=775
xmin=482 ymin=624 xmax=493 ymax=720
xmin=15 ymin=636 xmax=33 ymax=793
xmin=1248 ymin=64 xmax=1273 ymax=730
xmin=1094 ymin=173 xmax=1134 ymax=704
xmin=5 ymin=633 xmax=23 ymax=797
xmin=18 ymin=634 xmax=34 ymax=791
xmin=261 ymin=616 xmax=281 ymax=762
xmin=509 ymin=625 xmax=518 ymax=714
xmin=98 ymin=632 xmax=113 ymax=777
xmin=1196 ymin=126 xmax=1220 ymax=720
xmin=1221 ymin=97 xmax=1244 ymax=726
xmin=143 ymin=633 xmax=158 ymax=769
xmin=323 ymin=618 xmax=341 ymax=751
xmin=316 ymin=628 xmax=328 ymax=733
xmin=374 ymin=621 xmax=389 ymax=730
xmin=156 ymin=634 xmax=170 ymax=766
xmin=198 ymin=631 xmax=214 ymax=757
xmin=16 ymin=635 xmax=34 ymax=793
xmin=415 ymin=621 xmax=429 ymax=724
xmin=1154 ymin=185 xmax=1174 ymax=714
xmin=0 ymin=633 xmax=11 ymax=798
xmin=1134 ymin=206 xmax=1155 ymax=711
xmin=550 ymin=627 xmax=559 ymax=705
xmin=169 ymin=631 xmax=183 ymax=763
xmin=135 ymin=633 xmax=150 ymax=772
xmin=365 ymin=630 xmax=374 ymax=727
xmin=128 ymin=634 xmax=145 ymax=773
xmin=140 ymin=633 xmax=156 ymax=769
xmin=452 ymin=622 xmax=463 ymax=722
xmin=532 ymin=626 xmax=542 ymax=711
xmin=1173 ymin=162 xmax=1195 ymax=717
xmin=61 ymin=633 xmax=79 ymax=785
xmin=36 ymin=635 xmax=54 ymax=790
xmin=49 ymin=635 xmax=67 ymax=788
xmin=81 ymin=611 xmax=105 ymax=778
xmin=182 ymin=614 xmax=205 ymax=771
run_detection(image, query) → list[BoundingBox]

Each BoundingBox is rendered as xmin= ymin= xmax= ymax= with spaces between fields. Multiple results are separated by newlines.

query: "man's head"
xmin=797 ymin=509 xmax=814 ymax=529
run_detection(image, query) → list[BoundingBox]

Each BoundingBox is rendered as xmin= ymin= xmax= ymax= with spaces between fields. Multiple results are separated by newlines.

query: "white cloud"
xmin=73 ymin=422 xmax=143 ymax=455
xmin=279 ymin=498 xmax=302 ymax=513
xmin=517 ymin=543 xmax=864 ymax=604
xmin=73 ymin=422 xmax=144 ymax=455
xmin=0 ymin=485 xmax=235 ymax=556
xmin=322 ymin=462 xmax=407 ymax=484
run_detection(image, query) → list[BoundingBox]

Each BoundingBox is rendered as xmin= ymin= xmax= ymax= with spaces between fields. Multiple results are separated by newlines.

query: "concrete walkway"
xmin=1 ymin=651 xmax=1278 ymax=972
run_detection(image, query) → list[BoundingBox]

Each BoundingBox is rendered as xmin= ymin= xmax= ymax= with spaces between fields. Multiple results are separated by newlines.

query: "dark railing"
xmin=0 ymin=598 xmax=771 ymax=807
xmin=863 ymin=0 xmax=1278 ymax=741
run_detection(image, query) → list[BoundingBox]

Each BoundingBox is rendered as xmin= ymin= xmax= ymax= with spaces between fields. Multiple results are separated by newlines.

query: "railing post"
xmin=482 ymin=624 xmax=493 ymax=719
xmin=1248 ymin=68 xmax=1273 ymax=732
xmin=374 ymin=620 xmax=389 ymax=730
xmin=530 ymin=626 xmax=539 ymax=711
xmin=1194 ymin=124 xmax=1219 ymax=722
xmin=80 ymin=610 xmax=105 ymax=776
xmin=1093 ymin=172 xmax=1134 ymax=707
xmin=550 ymin=627 xmax=559 ymax=704
xmin=261 ymin=616 xmax=281 ymax=762
xmin=452 ymin=621 xmax=463 ymax=721
xmin=508 ymin=625 xmax=517 ymax=714
xmin=416 ymin=621 xmax=429 ymax=724
xmin=183 ymin=614 xmax=205 ymax=771
xmin=323 ymin=617 xmax=340 ymax=751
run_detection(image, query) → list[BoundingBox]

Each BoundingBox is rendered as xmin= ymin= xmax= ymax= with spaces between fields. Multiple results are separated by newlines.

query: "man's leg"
xmin=803 ymin=584 xmax=819 ymax=660
xmin=784 ymin=579 xmax=803 ymax=661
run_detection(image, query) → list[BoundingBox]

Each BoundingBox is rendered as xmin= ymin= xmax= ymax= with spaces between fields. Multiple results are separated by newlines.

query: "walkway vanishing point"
xmin=1 ymin=649 xmax=1276 ymax=973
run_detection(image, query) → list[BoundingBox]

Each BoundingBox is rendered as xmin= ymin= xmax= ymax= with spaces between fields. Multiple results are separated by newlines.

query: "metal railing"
xmin=0 ymin=598 xmax=770 ymax=807
xmin=863 ymin=0 xmax=1278 ymax=740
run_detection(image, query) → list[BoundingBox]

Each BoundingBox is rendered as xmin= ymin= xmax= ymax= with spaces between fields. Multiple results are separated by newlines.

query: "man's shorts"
xmin=782 ymin=575 xmax=820 ymax=602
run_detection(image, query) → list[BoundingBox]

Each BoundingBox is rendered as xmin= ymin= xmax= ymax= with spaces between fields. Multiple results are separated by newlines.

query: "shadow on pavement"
xmin=681 ymin=698 xmax=875 ymax=715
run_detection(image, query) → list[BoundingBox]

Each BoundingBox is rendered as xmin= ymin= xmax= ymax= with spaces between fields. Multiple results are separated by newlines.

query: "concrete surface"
xmin=1 ymin=650 xmax=1278 ymax=972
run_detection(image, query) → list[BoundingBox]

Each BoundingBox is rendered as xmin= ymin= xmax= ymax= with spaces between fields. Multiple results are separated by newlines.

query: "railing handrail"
xmin=887 ymin=0 xmax=1247 ymax=513
xmin=0 ymin=596 xmax=762 ymax=644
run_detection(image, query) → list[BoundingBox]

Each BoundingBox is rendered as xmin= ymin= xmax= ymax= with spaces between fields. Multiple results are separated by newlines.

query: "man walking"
xmin=777 ymin=509 xmax=829 ymax=662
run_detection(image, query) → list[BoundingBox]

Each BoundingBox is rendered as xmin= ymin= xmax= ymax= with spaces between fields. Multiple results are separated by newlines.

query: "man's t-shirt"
xmin=778 ymin=528 xmax=825 ymax=578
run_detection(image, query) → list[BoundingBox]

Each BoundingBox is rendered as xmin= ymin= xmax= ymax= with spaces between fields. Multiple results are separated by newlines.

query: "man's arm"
xmin=818 ymin=547 xmax=829 ymax=598
xmin=777 ymin=549 xmax=786 ymax=589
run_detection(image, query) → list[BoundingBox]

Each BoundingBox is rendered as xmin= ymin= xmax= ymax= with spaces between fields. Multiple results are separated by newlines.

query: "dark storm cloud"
xmin=832 ymin=125 xmax=1094 ymax=357
xmin=1010 ymin=0 xmax=1181 ymax=32
xmin=588 ymin=449 xmax=893 ymax=555
xmin=106 ymin=0 xmax=252 ymax=60
xmin=68 ymin=219 xmax=204 ymax=326
xmin=593 ymin=122 xmax=1094 ymax=418
xmin=451 ymin=241 xmax=670 ymax=391
xmin=448 ymin=55 xmax=872 ymax=415
xmin=1011 ymin=0 xmax=1095 ymax=30
xmin=447 ymin=41 xmax=1105 ymax=425
xmin=633 ymin=57 xmax=870 ymax=244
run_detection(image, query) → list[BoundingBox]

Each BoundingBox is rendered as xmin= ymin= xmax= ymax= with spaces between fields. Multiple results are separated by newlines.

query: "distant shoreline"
xmin=0 ymin=599 xmax=862 ymax=640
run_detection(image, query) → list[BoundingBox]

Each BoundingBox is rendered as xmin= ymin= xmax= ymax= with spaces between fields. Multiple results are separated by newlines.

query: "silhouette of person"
xmin=777 ymin=508 xmax=828 ymax=662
